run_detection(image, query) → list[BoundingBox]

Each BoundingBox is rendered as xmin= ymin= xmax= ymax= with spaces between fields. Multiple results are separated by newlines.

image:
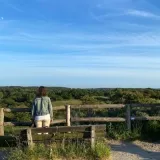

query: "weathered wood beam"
xmin=130 ymin=104 xmax=160 ymax=108
xmin=31 ymin=125 xmax=106 ymax=134
xmin=71 ymin=117 xmax=126 ymax=122
xmin=0 ymin=108 xmax=4 ymax=136
xmin=71 ymin=104 xmax=125 ymax=109
xmin=3 ymin=106 xmax=65 ymax=113
xmin=131 ymin=116 xmax=160 ymax=121
xmin=4 ymin=119 xmax=66 ymax=126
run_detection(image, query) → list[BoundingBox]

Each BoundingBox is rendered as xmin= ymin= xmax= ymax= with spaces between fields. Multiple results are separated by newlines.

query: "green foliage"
xmin=4 ymin=126 xmax=27 ymax=136
xmin=142 ymin=121 xmax=160 ymax=141
xmin=1 ymin=87 xmax=160 ymax=106
xmin=53 ymin=99 xmax=82 ymax=106
xmin=106 ymin=122 xmax=143 ymax=140
xmin=14 ymin=112 xmax=31 ymax=122
xmin=8 ymin=141 xmax=111 ymax=160
xmin=93 ymin=141 xmax=111 ymax=160
xmin=0 ymin=91 xmax=3 ymax=99
xmin=8 ymin=148 xmax=29 ymax=160
xmin=3 ymin=98 xmax=16 ymax=106
xmin=81 ymin=95 xmax=98 ymax=104
xmin=0 ymin=87 xmax=160 ymax=141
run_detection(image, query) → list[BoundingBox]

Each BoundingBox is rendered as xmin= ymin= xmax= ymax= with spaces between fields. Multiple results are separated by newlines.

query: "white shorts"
xmin=35 ymin=114 xmax=50 ymax=121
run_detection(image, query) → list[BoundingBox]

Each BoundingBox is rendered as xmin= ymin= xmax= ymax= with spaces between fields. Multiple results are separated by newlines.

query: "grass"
xmin=106 ymin=122 xmax=143 ymax=141
xmin=52 ymin=99 xmax=82 ymax=106
xmin=4 ymin=126 xmax=28 ymax=136
xmin=7 ymin=141 xmax=111 ymax=160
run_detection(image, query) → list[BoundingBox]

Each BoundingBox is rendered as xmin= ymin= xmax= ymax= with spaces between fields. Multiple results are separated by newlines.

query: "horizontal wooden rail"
xmin=1 ymin=103 xmax=160 ymax=136
xmin=4 ymin=119 xmax=66 ymax=126
xmin=3 ymin=104 xmax=160 ymax=113
xmin=31 ymin=125 xmax=106 ymax=134
xmin=131 ymin=116 xmax=160 ymax=121
xmin=4 ymin=106 xmax=65 ymax=113
xmin=71 ymin=104 xmax=125 ymax=109
xmin=4 ymin=108 xmax=31 ymax=113
xmin=71 ymin=117 xmax=126 ymax=122
xmin=130 ymin=104 xmax=160 ymax=108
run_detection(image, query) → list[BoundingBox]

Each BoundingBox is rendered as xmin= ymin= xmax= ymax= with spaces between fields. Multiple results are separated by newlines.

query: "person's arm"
xmin=48 ymin=97 xmax=53 ymax=122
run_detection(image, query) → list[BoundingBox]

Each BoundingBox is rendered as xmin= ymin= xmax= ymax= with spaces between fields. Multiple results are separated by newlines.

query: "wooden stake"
xmin=27 ymin=128 xmax=33 ymax=148
xmin=126 ymin=105 xmax=131 ymax=131
xmin=66 ymin=105 xmax=71 ymax=126
xmin=91 ymin=126 xmax=95 ymax=149
xmin=0 ymin=108 xmax=4 ymax=136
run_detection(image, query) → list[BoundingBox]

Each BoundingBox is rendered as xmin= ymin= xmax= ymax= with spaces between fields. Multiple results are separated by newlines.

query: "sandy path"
xmin=107 ymin=140 xmax=160 ymax=160
xmin=0 ymin=151 xmax=7 ymax=160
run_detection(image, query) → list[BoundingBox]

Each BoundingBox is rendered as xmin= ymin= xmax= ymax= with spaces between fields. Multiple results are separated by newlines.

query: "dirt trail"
xmin=0 ymin=151 xmax=7 ymax=160
xmin=107 ymin=140 xmax=160 ymax=160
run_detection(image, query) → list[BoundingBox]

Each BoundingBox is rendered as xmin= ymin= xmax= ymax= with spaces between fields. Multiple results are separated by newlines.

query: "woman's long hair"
xmin=37 ymin=86 xmax=47 ymax=97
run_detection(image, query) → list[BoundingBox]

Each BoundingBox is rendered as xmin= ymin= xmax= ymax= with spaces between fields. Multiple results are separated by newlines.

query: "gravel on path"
xmin=107 ymin=140 xmax=160 ymax=160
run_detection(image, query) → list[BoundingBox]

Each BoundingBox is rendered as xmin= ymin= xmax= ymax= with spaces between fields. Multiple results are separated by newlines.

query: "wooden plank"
xmin=4 ymin=122 xmax=32 ymax=126
xmin=71 ymin=104 xmax=125 ymax=109
xmin=130 ymin=104 xmax=160 ymax=108
xmin=32 ymin=131 xmax=106 ymax=140
xmin=32 ymin=138 xmax=92 ymax=144
xmin=31 ymin=125 xmax=106 ymax=134
xmin=4 ymin=108 xmax=31 ymax=112
xmin=53 ymin=106 xmax=65 ymax=110
xmin=71 ymin=117 xmax=126 ymax=122
xmin=126 ymin=105 xmax=131 ymax=131
xmin=0 ymin=108 xmax=4 ymax=136
xmin=4 ymin=119 xmax=66 ymax=126
xmin=131 ymin=116 xmax=160 ymax=121
xmin=3 ymin=103 xmax=159 ymax=113
xmin=3 ymin=106 xmax=65 ymax=113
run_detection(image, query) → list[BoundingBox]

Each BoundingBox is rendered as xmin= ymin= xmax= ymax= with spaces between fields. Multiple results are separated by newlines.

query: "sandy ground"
xmin=107 ymin=140 xmax=160 ymax=160
xmin=0 ymin=151 xmax=7 ymax=160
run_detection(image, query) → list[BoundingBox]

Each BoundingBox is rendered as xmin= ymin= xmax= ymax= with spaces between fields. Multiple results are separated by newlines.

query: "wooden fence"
xmin=21 ymin=125 xmax=106 ymax=148
xmin=0 ymin=104 xmax=160 ymax=136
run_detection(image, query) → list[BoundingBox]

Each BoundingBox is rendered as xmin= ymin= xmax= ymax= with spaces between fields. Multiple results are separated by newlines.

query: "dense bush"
xmin=0 ymin=87 xmax=160 ymax=141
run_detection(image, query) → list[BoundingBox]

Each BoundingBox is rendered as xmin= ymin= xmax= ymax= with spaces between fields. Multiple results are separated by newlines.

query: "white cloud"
xmin=1 ymin=29 xmax=160 ymax=49
xmin=126 ymin=9 xmax=160 ymax=19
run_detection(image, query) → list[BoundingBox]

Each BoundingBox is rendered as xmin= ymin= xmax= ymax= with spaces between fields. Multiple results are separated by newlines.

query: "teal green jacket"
xmin=31 ymin=96 xmax=53 ymax=120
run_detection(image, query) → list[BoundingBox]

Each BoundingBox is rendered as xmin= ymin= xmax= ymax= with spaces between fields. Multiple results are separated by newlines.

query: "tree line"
xmin=0 ymin=87 xmax=160 ymax=108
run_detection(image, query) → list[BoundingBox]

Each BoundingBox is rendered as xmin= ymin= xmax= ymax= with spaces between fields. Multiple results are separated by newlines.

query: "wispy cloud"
xmin=126 ymin=9 xmax=160 ymax=19
xmin=1 ymin=28 xmax=160 ymax=50
xmin=91 ymin=9 xmax=160 ymax=22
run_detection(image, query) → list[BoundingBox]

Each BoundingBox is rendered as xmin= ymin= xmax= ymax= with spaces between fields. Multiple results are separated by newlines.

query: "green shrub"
xmin=8 ymin=140 xmax=111 ymax=160
xmin=93 ymin=141 xmax=111 ymax=160
xmin=142 ymin=121 xmax=160 ymax=141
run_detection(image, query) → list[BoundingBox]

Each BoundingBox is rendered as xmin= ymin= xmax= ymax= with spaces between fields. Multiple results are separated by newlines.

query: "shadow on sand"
xmin=109 ymin=141 xmax=160 ymax=160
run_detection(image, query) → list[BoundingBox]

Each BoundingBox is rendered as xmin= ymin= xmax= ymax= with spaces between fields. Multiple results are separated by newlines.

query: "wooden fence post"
xmin=91 ymin=126 xmax=95 ymax=149
xmin=0 ymin=108 xmax=4 ymax=136
xmin=66 ymin=105 xmax=71 ymax=126
xmin=27 ymin=128 xmax=33 ymax=148
xmin=126 ymin=105 xmax=131 ymax=131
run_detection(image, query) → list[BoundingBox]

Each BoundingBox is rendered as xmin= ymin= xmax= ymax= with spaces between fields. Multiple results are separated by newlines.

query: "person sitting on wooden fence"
xmin=31 ymin=86 xmax=53 ymax=128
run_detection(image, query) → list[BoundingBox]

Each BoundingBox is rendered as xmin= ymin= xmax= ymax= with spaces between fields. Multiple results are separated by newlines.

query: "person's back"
xmin=31 ymin=86 xmax=53 ymax=128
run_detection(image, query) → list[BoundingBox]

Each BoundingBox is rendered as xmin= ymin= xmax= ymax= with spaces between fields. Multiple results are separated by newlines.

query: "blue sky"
xmin=0 ymin=0 xmax=160 ymax=88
